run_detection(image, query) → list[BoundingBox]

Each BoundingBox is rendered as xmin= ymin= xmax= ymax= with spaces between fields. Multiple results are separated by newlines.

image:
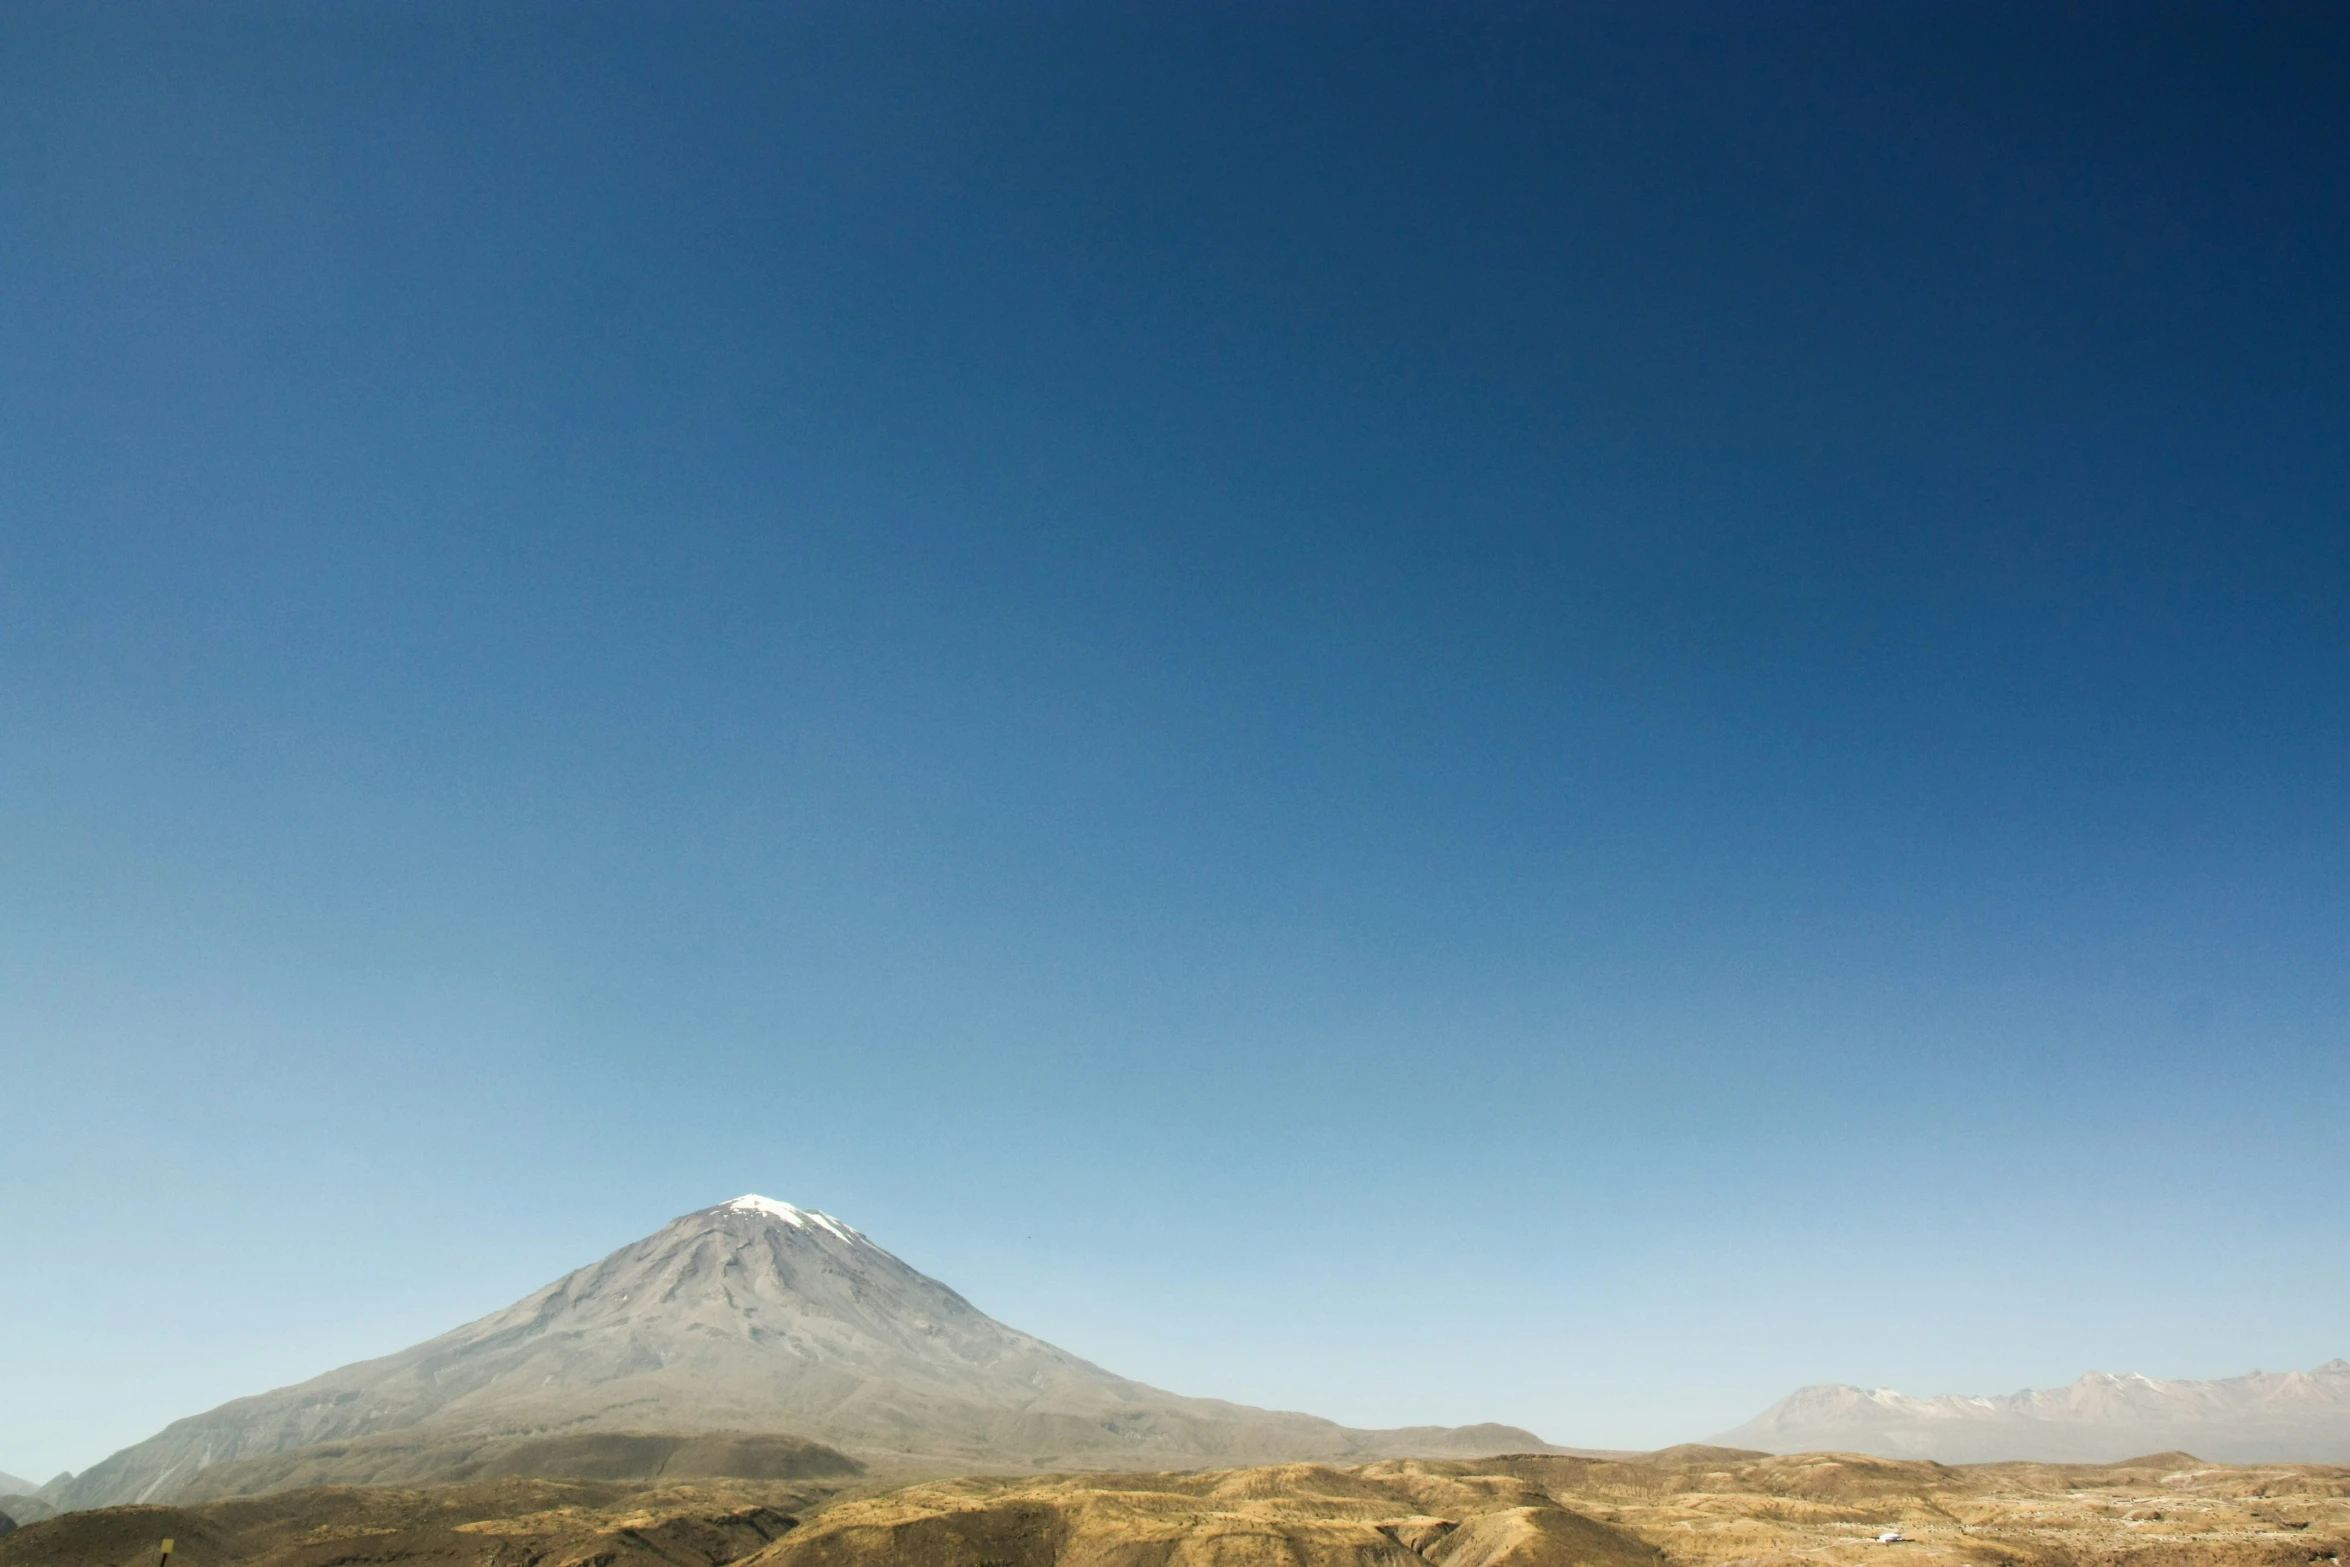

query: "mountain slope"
xmin=157 ymin=1428 xmax=865 ymax=1503
xmin=1714 ymin=1361 xmax=2350 ymax=1462
xmin=58 ymin=1197 xmax=1552 ymax=1509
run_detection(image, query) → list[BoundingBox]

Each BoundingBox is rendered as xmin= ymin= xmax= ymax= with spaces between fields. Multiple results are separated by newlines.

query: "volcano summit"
xmin=53 ymin=1197 xmax=1551 ymax=1510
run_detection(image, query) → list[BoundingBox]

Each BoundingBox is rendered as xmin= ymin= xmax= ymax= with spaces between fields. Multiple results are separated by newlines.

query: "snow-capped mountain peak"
xmin=717 ymin=1194 xmax=866 ymax=1243
xmin=51 ymin=1196 xmax=1556 ymax=1511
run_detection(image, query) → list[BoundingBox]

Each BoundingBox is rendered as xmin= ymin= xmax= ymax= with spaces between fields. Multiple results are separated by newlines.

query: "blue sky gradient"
xmin=2 ymin=0 xmax=2342 ymax=1479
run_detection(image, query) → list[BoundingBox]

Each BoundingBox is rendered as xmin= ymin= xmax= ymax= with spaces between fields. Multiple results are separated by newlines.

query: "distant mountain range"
xmin=50 ymin=1196 xmax=1554 ymax=1511
xmin=1714 ymin=1362 xmax=2350 ymax=1463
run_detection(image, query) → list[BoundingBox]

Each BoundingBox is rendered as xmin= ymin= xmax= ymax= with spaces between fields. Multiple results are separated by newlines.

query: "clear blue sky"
xmin=2 ymin=0 xmax=2342 ymax=1482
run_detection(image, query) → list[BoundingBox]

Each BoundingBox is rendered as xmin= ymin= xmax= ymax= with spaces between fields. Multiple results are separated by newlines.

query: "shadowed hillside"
xmin=0 ymin=1478 xmax=823 ymax=1567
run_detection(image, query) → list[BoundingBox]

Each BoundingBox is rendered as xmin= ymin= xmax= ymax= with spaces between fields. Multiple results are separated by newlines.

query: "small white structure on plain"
xmin=1876 ymin=1529 xmax=1906 ymax=1544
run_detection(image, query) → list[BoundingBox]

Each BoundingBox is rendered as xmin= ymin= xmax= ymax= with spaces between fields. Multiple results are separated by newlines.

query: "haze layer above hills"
xmin=55 ymin=1198 xmax=1550 ymax=1511
xmin=1716 ymin=1362 xmax=2350 ymax=1463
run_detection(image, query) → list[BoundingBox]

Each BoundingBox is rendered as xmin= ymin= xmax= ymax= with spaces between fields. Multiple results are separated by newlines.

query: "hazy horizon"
xmin=3 ymin=0 xmax=2342 ymax=1482
xmin=13 ymin=1192 xmax=2347 ymax=1482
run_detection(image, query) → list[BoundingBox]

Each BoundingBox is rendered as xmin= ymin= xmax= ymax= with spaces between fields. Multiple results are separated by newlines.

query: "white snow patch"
xmin=721 ymin=1194 xmax=865 ymax=1243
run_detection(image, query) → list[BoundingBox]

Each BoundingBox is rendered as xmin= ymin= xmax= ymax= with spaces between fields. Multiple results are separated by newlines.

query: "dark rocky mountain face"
xmin=58 ymin=1198 xmax=1553 ymax=1509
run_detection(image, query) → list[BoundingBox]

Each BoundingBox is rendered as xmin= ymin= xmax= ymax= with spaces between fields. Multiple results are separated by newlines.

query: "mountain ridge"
xmin=1714 ymin=1360 xmax=2350 ymax=1463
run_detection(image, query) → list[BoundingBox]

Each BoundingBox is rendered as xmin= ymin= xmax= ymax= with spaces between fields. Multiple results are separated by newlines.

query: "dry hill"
xmin=8 ymin=1448 xmax=2346 ymax=1567
xmin=0 ymin=1476 xmax=822 ymax=1567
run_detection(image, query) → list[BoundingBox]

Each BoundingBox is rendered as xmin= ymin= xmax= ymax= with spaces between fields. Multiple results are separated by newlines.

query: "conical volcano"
xmin=56 ymin=1197 xmax=1553 ymax=1509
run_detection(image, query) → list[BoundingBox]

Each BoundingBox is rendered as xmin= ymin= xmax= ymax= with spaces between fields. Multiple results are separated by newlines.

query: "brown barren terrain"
xmin=0 ymin=1477 xmax=827 ymax=1567
xmin=2 ymin=1447 xmax=2342 ymax=1567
